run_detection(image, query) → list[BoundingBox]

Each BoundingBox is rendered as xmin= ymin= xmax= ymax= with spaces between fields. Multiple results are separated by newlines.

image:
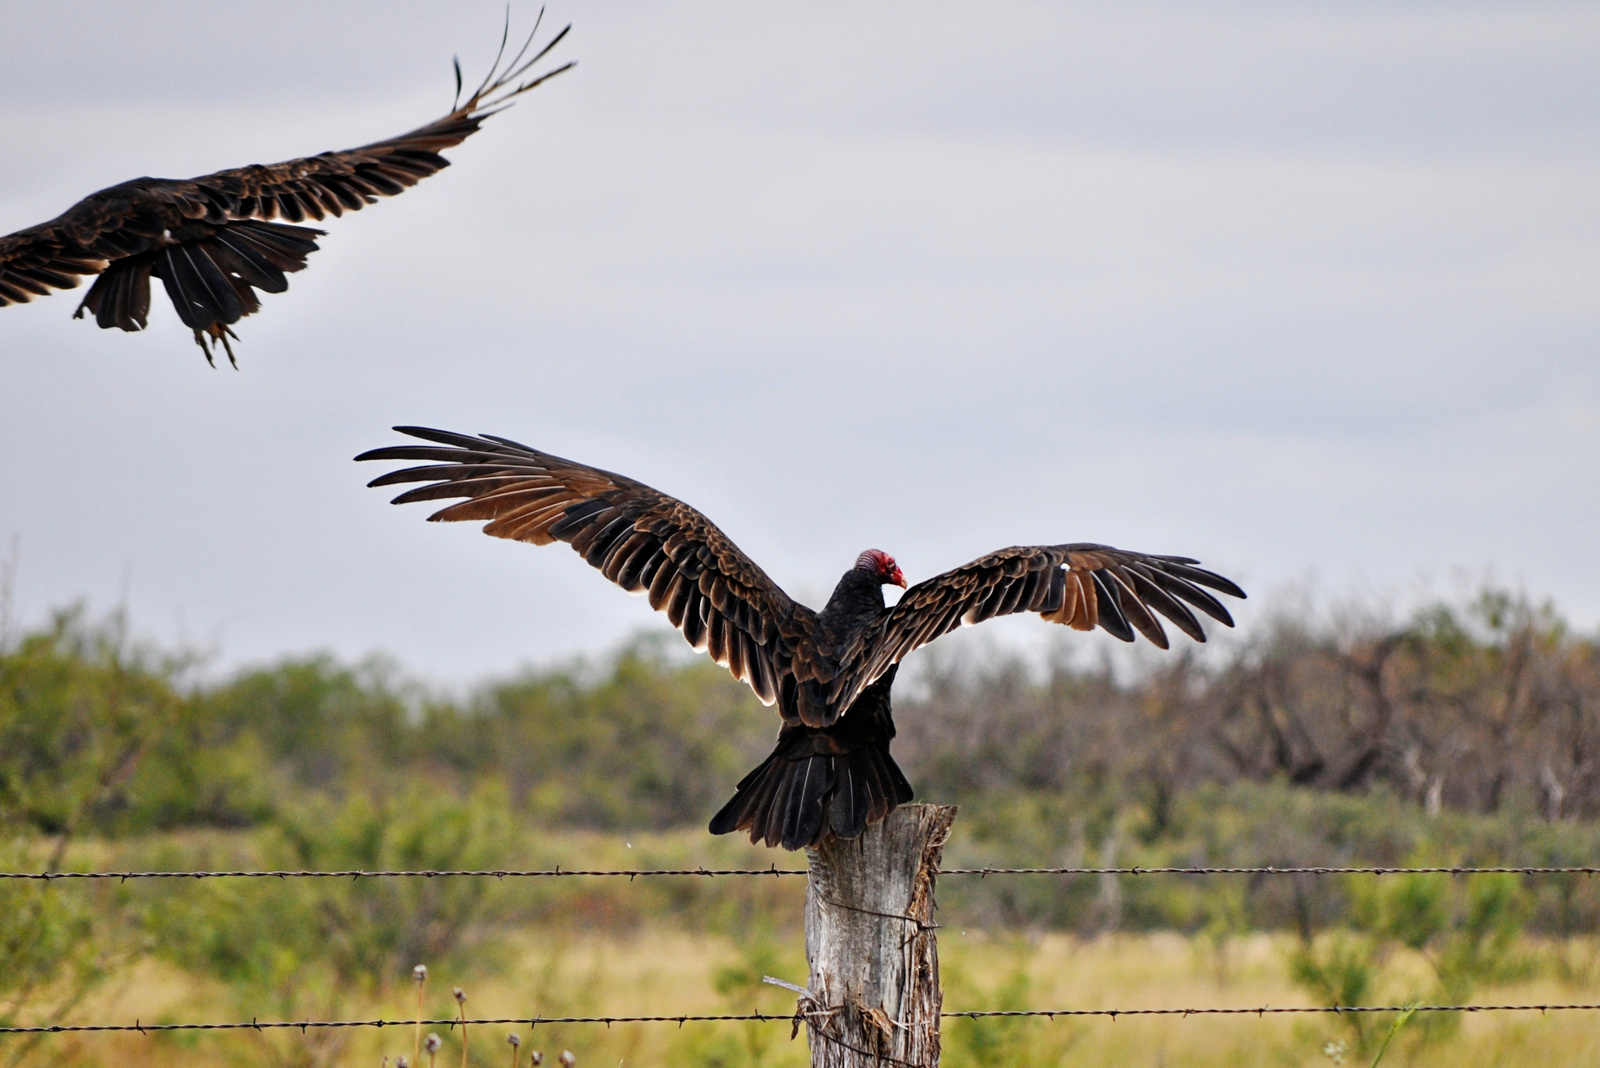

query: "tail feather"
xmin=780 ymin=754 xmax=833 ymax=850
xmin=710 ymin=729 xmax=912 ymax=851
xmin=829 ymin=759 xmax=868 ymax=840
xmin=709 ymin=750 xmax=778 ymax=836
xmin=743 ymin=757 xmax=786 ymax=835
xmin=864 ymin=748 xmax=898 ymax=826
xmin=76 ymin=257 xmax=153 ymax=331
xmin=880 ymin=747 xmax=914 ymax=806
xmin=156 ymin=245 xmax=242 ymax=330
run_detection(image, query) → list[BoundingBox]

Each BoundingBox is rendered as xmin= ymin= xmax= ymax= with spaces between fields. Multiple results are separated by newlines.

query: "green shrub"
xmin=143 ymin=785 xmax=520 ymax=1010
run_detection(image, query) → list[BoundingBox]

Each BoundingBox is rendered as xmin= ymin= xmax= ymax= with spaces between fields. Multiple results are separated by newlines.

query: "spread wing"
xmin=166 ymin=22 xmax=574 ymax=229
xmin=357 ymin=427 xmax=811 ymax=708
xmin=829 ymin=543 xmax=1245 ymax=714
xmin=0 ymin=17 xmax=572 ymax=361
xmin=0 ymin=224 xmax=109 ymax=307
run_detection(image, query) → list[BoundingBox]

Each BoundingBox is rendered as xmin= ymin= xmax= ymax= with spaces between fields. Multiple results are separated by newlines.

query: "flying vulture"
xmin=358 ymin=427 xmax=1247 ymax=850
xmin=0 ymin=18 xmax=572 ymax=367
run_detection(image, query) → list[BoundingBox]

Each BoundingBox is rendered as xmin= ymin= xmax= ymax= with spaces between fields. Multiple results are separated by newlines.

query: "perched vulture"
xmin=358 ymin=427 xmax=1247 ymax=850
xmin=0 ymin=19 xmax=572 ymax=366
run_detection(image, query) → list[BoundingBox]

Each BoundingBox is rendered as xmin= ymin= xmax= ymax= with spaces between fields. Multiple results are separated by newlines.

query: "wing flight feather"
xmin=357 ymin=426 xmax=808 ymax=708
xmin=828 ymin=543 xmax=1244 ymax=714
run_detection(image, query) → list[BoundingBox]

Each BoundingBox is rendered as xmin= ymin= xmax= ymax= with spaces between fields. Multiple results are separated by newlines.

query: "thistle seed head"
xmin=397 ymin=1058 xmax=411 ymax=1068
xmin=453 ymin=987 xmax=467 ymax=1004
xmin=559 ymin=1052 xmax=575 ymax=1067
xmin=414 ymin=965 xmax=428 ymax=983
xmin=530 ymin=1053 xmax=543 ymax=1065
xmin=508 ymin=1033 xmax=522 ymax=1048
xmin=425 ymin=1034 xmax=442 ymax=1054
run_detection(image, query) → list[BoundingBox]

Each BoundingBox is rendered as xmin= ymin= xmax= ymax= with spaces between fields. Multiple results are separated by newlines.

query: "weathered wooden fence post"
xmin=803 ymin=803 xmax=958 ymax=1068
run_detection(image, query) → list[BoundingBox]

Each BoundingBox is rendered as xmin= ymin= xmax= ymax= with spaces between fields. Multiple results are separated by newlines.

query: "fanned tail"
xmin=91 ymin=221 xmax=322 ymax=366
xmin=75 ymin=219 xmax=321 ymax=365
xmin=709 ymin=718 xmax=912 ymax=852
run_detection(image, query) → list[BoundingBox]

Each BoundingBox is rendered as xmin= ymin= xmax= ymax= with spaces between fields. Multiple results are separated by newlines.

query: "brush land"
xmin=3 ymin=586 xmax=1599 ymax=1065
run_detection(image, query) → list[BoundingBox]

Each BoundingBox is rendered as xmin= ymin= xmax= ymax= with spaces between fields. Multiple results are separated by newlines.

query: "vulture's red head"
xmin=856 ymin=549 xmax=907 ymax=588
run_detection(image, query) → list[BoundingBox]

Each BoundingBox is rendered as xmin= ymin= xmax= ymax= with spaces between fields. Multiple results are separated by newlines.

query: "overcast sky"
xmin=1 ymin=2 xmax=1597 ymax=684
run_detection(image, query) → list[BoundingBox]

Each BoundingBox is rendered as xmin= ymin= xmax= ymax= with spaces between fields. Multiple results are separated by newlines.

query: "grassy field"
xmin=16 ymin=927 xmax=1600 ymax=1067
xmin=8 ymin=607 xmax=1600 ymax=1066
xmin=5 ymin=815 xmax=1600 ymax=1066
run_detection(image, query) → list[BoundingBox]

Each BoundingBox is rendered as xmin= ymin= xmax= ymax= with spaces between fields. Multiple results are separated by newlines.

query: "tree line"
xmin=900 ymin=586 xmax=1600 ymax=825
xmin=2 ymin=586 xmax=1597 ymax=844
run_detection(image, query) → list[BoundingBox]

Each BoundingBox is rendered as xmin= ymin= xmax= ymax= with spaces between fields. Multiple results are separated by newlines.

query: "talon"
xmin=193 ymin=329 xmax=217 ymax=368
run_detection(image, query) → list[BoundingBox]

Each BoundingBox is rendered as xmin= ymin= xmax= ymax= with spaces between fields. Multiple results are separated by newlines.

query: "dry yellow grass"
xmin=15 ymin=928 xmax=1600 ymax=1067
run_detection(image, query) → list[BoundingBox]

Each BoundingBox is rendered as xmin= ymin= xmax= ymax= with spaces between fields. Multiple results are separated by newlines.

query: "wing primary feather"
xmin=386 ymin=477 xmax=547 ymax=506
xmin=475 ymin=436 xmax=544 ymax=458
xmin=1089 ymin=570 xmax=1136 ymax=642
xmin=1126 ymin=565 xmax=1207 ymax=641
xmin=1158 ymin=561 xmax=1247 ymax=600
xmin=1144 ymin=565 xmax=1235 ymax=626
xmin=1105 ymin=565 xmax=1169 ymax=648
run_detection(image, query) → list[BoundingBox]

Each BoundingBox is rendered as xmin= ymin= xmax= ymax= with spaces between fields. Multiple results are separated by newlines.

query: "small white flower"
xmin=425 ymin=1034 xmax=442 ymax=1054
xmin=508 ymin=1033 xmax=522 ymax=1048
xmin=414 ymin=964 xmax=428 ymax=983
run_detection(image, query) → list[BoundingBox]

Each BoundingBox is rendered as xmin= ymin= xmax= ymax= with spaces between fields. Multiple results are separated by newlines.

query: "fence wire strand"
xmin=8 ymin=860 xmax=1598 ymax=1040
xmin=0 ymin=866 xmax=806 ymax=881
xmin=944 ymin=865 xmax=1600 ymax=876
xmin=2 ymin=864 xmax=1598 ymax=880
xmin=5 ymin=1003 xmax=1600 ymax=1036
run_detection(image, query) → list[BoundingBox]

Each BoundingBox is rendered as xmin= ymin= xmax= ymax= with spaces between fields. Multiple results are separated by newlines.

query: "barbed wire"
xmin=3 ymin=863 xmax=1598 ymax=881
xmin=938 ymin=1003 xmax=1600 ymax=1018
xmin=0 ymin=1014 xmax=789 ymax=1035
xmin=0 ymin=866 xmax=806 ymax=881
xmin=942 ymin=864 xmax=1600 ymax=876
xmin=4 ymin=1003 xmax=1600 ymax=1036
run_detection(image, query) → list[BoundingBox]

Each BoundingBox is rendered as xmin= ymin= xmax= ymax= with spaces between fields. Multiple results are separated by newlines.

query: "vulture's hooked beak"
xmin=890 ymin=567 xmax=907 ymax=589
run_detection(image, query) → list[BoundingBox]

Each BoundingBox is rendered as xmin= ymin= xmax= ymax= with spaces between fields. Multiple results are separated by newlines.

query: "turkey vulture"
xmin=0 ymin=17 xmax=572 ymax=367
xmin=358 ymin=427 xmax=1247 ymax=850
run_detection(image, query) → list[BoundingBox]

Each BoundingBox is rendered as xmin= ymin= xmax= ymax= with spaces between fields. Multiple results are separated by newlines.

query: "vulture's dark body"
xmin=710 ymin=573 xmax=914 ymax=849
xmin=358 ymin=427 xmax=1248 ymax=851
